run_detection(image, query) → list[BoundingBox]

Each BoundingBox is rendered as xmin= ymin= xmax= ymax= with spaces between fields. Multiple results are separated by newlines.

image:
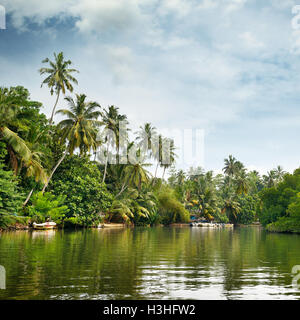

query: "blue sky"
xmin=1 ymin=0 xmax=300 ymax=174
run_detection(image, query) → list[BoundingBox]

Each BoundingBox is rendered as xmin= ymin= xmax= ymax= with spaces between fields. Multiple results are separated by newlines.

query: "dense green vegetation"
xmin=0 ymin=51 xmax=298 ymax=232
xmin=260 ymin=169 xmax=300 ymax=233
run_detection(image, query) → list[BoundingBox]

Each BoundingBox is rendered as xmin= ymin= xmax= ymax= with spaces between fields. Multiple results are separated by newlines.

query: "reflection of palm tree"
xmin=42 ymin=94 xmax=101 ymax=192
xmin=39 ymin=52 xmax=78 ymax=124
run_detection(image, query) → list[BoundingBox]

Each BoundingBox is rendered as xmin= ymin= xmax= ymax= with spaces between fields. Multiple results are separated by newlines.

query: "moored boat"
xmin=32 ymin=222 xmax=57 ymax=230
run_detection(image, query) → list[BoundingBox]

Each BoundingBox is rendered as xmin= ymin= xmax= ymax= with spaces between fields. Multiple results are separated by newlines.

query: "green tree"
xmin=42 ymin=94 xmax=101 ymax=192
xmin=40 ymin=52 xmax=79 ymax=124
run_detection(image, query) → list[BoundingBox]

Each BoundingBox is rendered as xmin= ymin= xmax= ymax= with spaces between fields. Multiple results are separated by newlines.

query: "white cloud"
xmin=239 ymin=31 xmax=265 ymax=49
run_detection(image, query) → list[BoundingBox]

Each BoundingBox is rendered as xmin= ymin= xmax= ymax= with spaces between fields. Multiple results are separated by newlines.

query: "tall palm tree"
xmin=223 ymin=155 xmax=238 ymax=177
xmin=263 ymin=170 xmax=277 ymax=188
xmin=39 ymin=52 xmax=79 ymax=124
xmin=161 ymin=138 xmax=176 ymax=180
xmin=136 ymin=123 xmax=157 ymax=156
xmin=274 ymin=165 xmax=286 ymax=182
xmin=42 ymin=94 xmax=101 ymax=193
xmin=235 ymin=169 xmax=249 ymax=195
xmin=152 ymin=134 xmax=163 ymax=178
xmin=100 ymin=106 xmax=129 ymax=183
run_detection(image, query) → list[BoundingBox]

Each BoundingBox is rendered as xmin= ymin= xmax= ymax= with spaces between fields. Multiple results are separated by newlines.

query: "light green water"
xmin=0 ymin=226 xmax=300 ymax=300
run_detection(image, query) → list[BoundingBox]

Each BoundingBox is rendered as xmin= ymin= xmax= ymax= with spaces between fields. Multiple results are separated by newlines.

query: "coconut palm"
xmin=223 ymin=155 xmax=239 ymax=177
xmin=0 ymin=87 xmax=47 ymax=182
xmin=39 ymin=52 xmax=79 ymax=124
xmin=100 ymin=105 xmax=129 ymax=182
xmin=152 ymin=134 xmax=163 ymax=178
xmin=274 ymin=165 xmax=286 ymax=182
xmin=120 ymin=161 xmax=151 ymax=192
xmin=136 ymin=123 xmax=157 ymax=156
xmin=42 ymin=94 xmax=101 ymax=193
xmin=263 ymin=170 xmax=277 ymax=188
xmin=222 ymin=197 xmax=241 ymax=223
xmin=235 ymin=169 xmax=249 ymax=195
xmin=161 ymin=138 xmax=177 ymax=180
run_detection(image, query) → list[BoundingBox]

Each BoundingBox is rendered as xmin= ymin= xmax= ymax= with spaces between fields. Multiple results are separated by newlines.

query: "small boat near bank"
xmin=190 ymin=222 xmax=233 ymax=228
xmin=32 ymin=222 xmax=57 ymax=230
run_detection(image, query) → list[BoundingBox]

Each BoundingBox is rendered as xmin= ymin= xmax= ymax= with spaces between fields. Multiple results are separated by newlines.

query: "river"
xmin=0 ymin=226 xmax=300 ymax=299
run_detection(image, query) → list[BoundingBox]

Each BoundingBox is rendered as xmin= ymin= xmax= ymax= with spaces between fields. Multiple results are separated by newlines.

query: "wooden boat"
xmin=33 ymin=222 xmax=57 ymax=230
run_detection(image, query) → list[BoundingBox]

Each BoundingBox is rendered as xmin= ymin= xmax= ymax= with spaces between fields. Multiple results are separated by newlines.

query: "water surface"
xmin=0 ymin=226 xmax=300 ymax=300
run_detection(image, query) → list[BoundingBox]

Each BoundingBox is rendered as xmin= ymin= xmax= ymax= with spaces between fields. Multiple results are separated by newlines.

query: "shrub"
xmin=50 ymin=155 xmax=113 ymax=227
xmin=27 ymin=192 xmax=69 ymax=224
xmin=157 ymin=188 xmax=190 ymax=225
xmin=0 ymin=160 xmax=24 ymax=228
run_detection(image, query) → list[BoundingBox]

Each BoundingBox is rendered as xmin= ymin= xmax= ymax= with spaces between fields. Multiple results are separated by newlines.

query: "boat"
xmin=32 ymin=222 xmax=57 ymax=230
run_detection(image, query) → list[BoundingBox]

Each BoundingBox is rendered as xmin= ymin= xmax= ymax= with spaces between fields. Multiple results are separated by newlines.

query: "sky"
xmin=1 ymin=0 xmax=300 ymax=175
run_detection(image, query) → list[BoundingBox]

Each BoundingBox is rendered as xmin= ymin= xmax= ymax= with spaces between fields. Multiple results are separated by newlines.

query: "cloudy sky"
xmin=1 ymin=0 xmax=300 ymax=174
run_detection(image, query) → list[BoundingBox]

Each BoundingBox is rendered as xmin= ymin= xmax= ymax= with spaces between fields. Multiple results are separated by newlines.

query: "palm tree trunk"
xmin=102 ymin=143 xmax=109 ymax=183
xmin=42 ymin=149 xmax=68 ymax=193
xmin=23 ymin=188 xmax=34 ymax=207
xmin=162 ymin=166 xmax=166 ymax=180
xmin=49 ymin=90 xmax=60 ymax=125
xmin=116 ymin=182 xmax=127 ymax=197
xmin=154 ymin=161 xmax=159 ymax=178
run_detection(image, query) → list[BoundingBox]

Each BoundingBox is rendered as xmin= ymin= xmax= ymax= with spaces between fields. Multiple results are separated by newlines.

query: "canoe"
xmin=33 ymin=222 xmax=57 ymax=230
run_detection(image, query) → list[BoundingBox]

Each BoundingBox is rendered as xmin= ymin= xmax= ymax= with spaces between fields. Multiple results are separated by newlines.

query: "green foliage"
xmin=259 ymin=169 xmax=300 ymax=227
xmin=157 ymin=187 xmax=190 ymax=225
xmin=236 ymin=195 xmax=259 ymax=224
xmin=108 ymin=188 xmax=158 ymax=226
xmin=50 ymin=155 xmax=113 ymax=227
xmin=0 ymin=160 xmax=24 ymax=228
xmin=27 ymin=192 xmax=69 ymax=224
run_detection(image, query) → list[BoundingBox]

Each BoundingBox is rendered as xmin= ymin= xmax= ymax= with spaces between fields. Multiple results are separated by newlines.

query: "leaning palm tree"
xmin=39 ymin=52 xmax=79 ymax=124
xmin=41 ymin=94 xmax=101 ymax=193
xmin=0 ymin=87 xmax=32 ymax=170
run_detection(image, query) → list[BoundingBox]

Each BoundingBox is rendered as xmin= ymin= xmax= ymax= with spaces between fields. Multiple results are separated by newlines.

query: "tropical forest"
xmin=0 ymin=52 xmax=299 ymax=234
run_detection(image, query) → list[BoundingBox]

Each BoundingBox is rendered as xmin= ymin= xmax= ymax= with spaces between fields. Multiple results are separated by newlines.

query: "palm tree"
xmin=118 ymin=161 xmax=151 ymax=194
xmin=235 ymin=169 xmax=249 ymax=195
xmin=0 ymin=87 xmax=47 ymax=180
xmin=0 ymin=87 xmax=31 ymax=170
xmin=161 ymin=138 xmax=176 ymax=180
xmin=152 ymin=134 xmax=163 ymax=178
xmin=223 ymin=155 xmax=238 ymax=177
xmin=274 ymin=165 xmax=286 ymax=182
xmin=39 ymin=52 xmax=79 ymax=124
xmin=136 ymin=123 xmax=157 ymax=156
xmin=100 ymin=106 xmax=129 ymax=183
xmin=222 ymin=197 xmax=241 ymax=223
xmin=42 ymin=94 xmax=101 ymax=193
xmin=263 ymin=170 xmax=277 ymax=188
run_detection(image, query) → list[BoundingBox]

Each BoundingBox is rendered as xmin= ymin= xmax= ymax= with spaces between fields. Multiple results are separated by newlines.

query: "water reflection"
xmin=0 ymin=227 xmax=299 ymax=299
